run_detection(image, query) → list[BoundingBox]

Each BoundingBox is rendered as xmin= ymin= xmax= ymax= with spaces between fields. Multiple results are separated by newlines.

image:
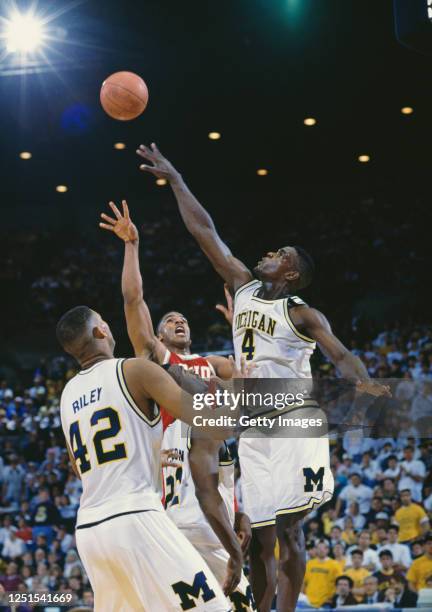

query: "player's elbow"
xmin=123 ymin=285 xmax=143 ymax=305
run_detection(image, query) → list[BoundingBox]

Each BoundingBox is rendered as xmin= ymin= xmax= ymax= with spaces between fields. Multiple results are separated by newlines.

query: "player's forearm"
xmin=122 ymin=241 xmax=143 ymax=303
xmin=333 ymin=350 xmax=369 ymax=382
xmin=170 ymin=174 xmax=217 ymax=237
xmin=195 ymin=488 xmax=242 ymax=560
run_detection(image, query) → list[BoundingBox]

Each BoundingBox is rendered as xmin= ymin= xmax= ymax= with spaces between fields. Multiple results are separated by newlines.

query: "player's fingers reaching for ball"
xmin=99 ymin=223 xmax=114 ymax=232
xmin=139 ymin=164 xmax=159 ymax=175
xmin=100 ymin=213 xmax=117 ymax=225
xmin=122 ymin=200 xmax=130 ymax=219
xmin=109 ymin=201 xmax=122 ymax=219
xmin=136 ymin=144 xmax=154 ymax=160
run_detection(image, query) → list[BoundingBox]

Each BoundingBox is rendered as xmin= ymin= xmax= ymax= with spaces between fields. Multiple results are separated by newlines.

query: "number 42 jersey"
xmin=60 ymin=358 xmax=163 ymax=527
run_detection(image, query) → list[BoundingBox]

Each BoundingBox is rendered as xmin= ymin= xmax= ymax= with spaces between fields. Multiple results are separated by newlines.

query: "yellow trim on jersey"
xmin=116 ymin=359 xmax=161 ymax=427
xmin=275 ymin=490 xmax=333 ymax=516
xmin=186 ymin=426 xmax=192 ymax=451
xmin=283 ymin=299 xmax=315 ymax=343
xmin=219 ymin=459 xmax=235 ymax=466
xmin=234 ymin=279 xmax=260 ymax=300
xmin=251 ymin=518 xmax=276 ymax=528
xmin=250 ymin=296 xmax=281 ymax=305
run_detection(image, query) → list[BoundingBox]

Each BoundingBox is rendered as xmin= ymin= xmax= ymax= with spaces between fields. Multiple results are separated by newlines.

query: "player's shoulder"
xmin=286 ymin=295 xmax=310 ymax=309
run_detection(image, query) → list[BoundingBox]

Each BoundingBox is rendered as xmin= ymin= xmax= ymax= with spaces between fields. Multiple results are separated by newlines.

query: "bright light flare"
xmin=4 ymin=12 xmax=45 ymax=53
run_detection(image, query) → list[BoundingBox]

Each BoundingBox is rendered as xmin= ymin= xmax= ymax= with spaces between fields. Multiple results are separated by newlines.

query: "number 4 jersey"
xmin=233 ymin=279 xmax=316 ymax=378
xmin=60 ymin=358 xmax=164 ymax=527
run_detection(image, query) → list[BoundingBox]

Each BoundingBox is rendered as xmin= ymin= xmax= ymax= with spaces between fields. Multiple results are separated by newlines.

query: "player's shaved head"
xmin=56 ymin=306 xmax=115 ymax=363
xmin=293 ymin=246 xmax=315 ymax=290
xmin=56 ymin=306 xmax=95 ymax=350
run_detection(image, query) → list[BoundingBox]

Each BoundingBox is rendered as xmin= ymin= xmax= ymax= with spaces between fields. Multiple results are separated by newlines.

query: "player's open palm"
xmin=99 ymin=200 xmax=139 ymax=243
xmin=137 ymin=143 xmax=178 ymax=180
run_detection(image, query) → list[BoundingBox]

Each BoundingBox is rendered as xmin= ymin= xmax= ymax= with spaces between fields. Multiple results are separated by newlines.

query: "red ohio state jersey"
xmin=161 ymin=349 xmax=216 ymax=430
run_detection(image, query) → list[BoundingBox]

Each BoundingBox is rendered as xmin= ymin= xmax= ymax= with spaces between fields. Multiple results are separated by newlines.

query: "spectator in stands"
xmin=379 ymin=524 xmax=411 ymax=572
xmin=346 ymin=530 xmax=379 ymax=571
xmin=1 ymin=456 xmax=24 ymax=507
xmin=407 ymin=533 xmax=432 ymax=592
xmin=345 ymin=549 xmax=370 ymax=602
xmin=31 ymin=487 xmax=61 ymax=530
xmin=382 ymin=454 xmax=401 ymax=479
xmin=389 ymin=574 xmax=418 ymax=608
xmin=1 ymin=529 xmax=26 ymax=560
xmin=398 ymin=446 xmax=427 ymax=502
xmin=394 ymin=489 xmax=430 ymax=543
xmin=373 ymin=549 xmax=395 ymax=595
xmin=335 ymin=473 xmax=373 ymax=516
xmin=328 ymin=575 xmax=357 ymax=608
xmin=0 ymin=561 xmax=21 ymax=591
xmin=303 ymin=540 xmax=341 ymax=608
xmin=331 ymin=542 xmax=347 ymax=574
xmin=361 ymin=575 xmax=380 ymax=605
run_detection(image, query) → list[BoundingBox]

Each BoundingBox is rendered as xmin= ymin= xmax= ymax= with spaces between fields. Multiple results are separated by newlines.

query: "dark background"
xmin=0 ymin=0 xmax=431 ymax=367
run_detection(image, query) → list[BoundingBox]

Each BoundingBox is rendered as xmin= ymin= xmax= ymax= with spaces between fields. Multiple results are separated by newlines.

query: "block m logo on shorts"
xmin=303 ymin=467 xmax=324 ymax=492
xmin=172 ymin=570 xmax=216 ymax=610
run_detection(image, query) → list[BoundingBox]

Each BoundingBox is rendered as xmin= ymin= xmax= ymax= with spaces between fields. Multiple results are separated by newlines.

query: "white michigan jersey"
xmin=233 ymin=279 xmax=316 ymax=379
xmin=60 ymin=358 xmax=163 ymax=526
xmin=233 ymin=279 xmax=334 ymax=526
xmin=162 ymin=420 xmax=235 ymax=532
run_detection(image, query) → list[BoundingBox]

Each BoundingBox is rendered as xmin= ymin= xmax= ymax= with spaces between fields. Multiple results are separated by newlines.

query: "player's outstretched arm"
xmin=137 ymin=143 xmax=252 ymax=292
xmin=292 ymin=307 xmax=391 ymax=397
xmin=99 ymin=200 xmax=165 ymax=361
xmin=189 ymin=434 xmax=243 ymax=596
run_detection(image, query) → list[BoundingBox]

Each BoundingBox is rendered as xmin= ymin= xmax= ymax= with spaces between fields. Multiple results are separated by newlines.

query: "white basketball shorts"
xmin=75 ymin=509 xmax=231 ymax=611
xmin=238 ymin=435 xmax=334 ymax=528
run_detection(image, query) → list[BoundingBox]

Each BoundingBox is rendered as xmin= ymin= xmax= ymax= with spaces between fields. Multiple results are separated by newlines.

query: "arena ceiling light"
xmin=304 ymin=117 xmax=317 ymax=126
xmin=19 ymin=151 xmax=32 ymax=159
xmin=401 ymin=106 xmax=414 ymax=115
xmin=257 ymin=168 xmax=269 ymax=176
xmin=114 ymin=142 xmax=126 ymax=150
xmin=3 ymin=11 xmax=45 ymax=53
xmin=358 ymin=154 xmax=370 ymax=163
xmin=156 ymin=178 xmax=167 ymax=186
xmin=208 ymin=132 xmax=221 ymax=140
xmin=56 ymin=185 xmax=68 ymax=193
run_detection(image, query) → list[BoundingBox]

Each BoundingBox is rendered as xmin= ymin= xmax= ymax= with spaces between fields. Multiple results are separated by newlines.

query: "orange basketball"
xmin=100 ymin=71 xmax=149 ymax=121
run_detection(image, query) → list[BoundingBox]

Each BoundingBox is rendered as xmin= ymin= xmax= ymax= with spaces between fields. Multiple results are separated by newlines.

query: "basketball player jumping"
xmin=56 ymin=306 xmax=234 ymax=611
xmin=136 ymin=142 xmax=391 ymax=612
xmin=99 ymin=201 xmax=256 ymax=612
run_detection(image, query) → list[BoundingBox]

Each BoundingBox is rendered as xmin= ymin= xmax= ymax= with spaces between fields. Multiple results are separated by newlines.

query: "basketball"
xmin=100 ymin=71 xmax=149 ymax=121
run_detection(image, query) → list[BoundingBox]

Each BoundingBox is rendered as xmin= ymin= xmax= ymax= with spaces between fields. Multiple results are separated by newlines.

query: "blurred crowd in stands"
xmin=0 ymin=195 xmax=429 ymax=358
xmin=0 ymin=320 xmax=431 ymax=608
xmin=0 ymin=194 xmax=431 ymax=608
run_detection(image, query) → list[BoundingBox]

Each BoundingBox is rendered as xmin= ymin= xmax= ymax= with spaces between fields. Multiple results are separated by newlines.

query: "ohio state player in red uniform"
xmin=99 ymin=201 xmax=254 ymax=608
xmin=99 ymin=200 xmax=234 ymax=427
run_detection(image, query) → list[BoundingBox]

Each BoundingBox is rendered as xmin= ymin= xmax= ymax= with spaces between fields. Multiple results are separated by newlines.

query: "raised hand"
xmin=215 ymin=284 xmax=234 ymax=326
xmin=99 ymin=200 xmax=139 ymax=243
xmin=136 ymin=143 xmax=179 ymax=181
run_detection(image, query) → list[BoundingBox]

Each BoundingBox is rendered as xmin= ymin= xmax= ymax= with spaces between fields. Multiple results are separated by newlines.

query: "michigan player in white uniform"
xmin=233 ymin=281 xmax=334 ymax=528
xmin=57 ymin=306 xmax=232 ymax=612
xmin=163 ymin=419 xmax=255 ymax=612
xmin=137 ymin=142 xmax=391 ymax=612
xmin=99 ymin=201 xmax=255 ymax=611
